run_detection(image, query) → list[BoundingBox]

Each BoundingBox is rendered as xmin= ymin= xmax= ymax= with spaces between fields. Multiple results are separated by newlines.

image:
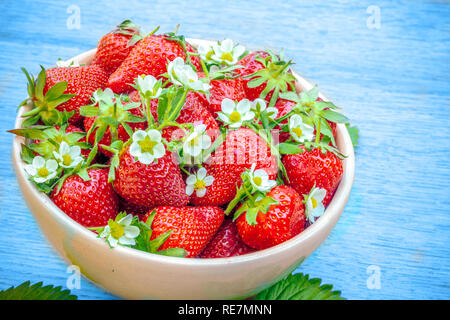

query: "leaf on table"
xmin=255 ymin=273 xmax=344 ymax=300
xmin=0 ymin=281 xmax=77 ymax=300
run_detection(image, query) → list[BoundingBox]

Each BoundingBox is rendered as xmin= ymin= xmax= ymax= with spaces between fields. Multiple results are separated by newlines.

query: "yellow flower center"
xmin=303 ymin=101 xmax=314 ymax=108
xmin=189 ymin=136 xmax=199 ymax=147
xmin=194 ymin=180 xmax=206 ymax=190
xmin=292 ymin=127 xmax=303 ymax=138
xmin=138 ymin=136 xmax=158 ymax=154
xmin=206 ymin=50 xmax=214 ymax=60
xmin=311 ymin=197 xmax=318 ymax=209
xmin=37 ymin=167 xmax=49 ymax=177
xmin=253 ymin=176 xmax=262 ymax=186
xmin=221 ymin=52 xmax=233 ymax=62
xmin=109 ymin=221 xmax=124 ymax=239
xmin=229 ymin=111 xmax=241 ymax=123
xmin=62 ymin=154 xmax=72 ymax=166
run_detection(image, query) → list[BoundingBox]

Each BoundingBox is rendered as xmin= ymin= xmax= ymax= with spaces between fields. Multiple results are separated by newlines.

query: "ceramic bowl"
xmin=12 ymin=38 xmax=355 ymax=300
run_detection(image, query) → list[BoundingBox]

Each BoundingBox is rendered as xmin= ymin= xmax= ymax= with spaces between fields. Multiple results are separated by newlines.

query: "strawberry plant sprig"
xmin=279 ymin=85 xmax=349 ymax=147
xmin=79 ymin=88 xmax=146 ymax=148
xmin=224 ymin=164 xmax=278 ymax=225
xmin=19 ymin=66 xmax=75 ymax=127
xmin=106 ymin=67 xmax=211 ymax=182
xmin=90 ymin=211 xmax=187 ymax=257
xmin=246 ymin=49 xmax=296 ymax=108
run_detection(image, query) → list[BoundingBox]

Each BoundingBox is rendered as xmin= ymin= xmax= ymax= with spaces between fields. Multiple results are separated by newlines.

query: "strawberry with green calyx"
xmin=107 ymin=26 xmax=201 ymax=93
xmin=80 ymin=88 xmax=147 ymax=157
xmin=20 ymin=63 xmax=108 ymax=126
xmin=234 ymin=185 xmax=306 ymax=250
xmin=19 ymin=67 xmax=75 ymax=127
xmin=10 ymin=121 xmax=92 ymax=161
xmin=143 ymin=206 xmax=224 ymax=258
xmin=18 ymin=124 xmax=101 ymax=194
xmin=164 ymin=25 xmax=202 ymax=72
xmin=279 ymin=86 xmax=348 ymax=147
xmin=235 ymin=50 xmax=296 ymax=108
xmin=91 ymin=20 xmax=142 ymax=75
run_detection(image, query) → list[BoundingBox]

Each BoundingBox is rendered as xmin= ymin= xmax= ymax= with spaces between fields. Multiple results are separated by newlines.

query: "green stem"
xmin=225 ymin=187 xmax=247 ymax=215
xmin=201 ymin=60 xmax=209 ymax=78
xmin=164 ymin=88 xmax=188 ymax=126
xmin=315 ymin=118 xmax=321 ymax=145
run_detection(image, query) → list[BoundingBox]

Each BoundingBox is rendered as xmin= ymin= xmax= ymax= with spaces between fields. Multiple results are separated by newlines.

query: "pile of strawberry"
xmin=11 ymin=21 xmax=349 ymax=259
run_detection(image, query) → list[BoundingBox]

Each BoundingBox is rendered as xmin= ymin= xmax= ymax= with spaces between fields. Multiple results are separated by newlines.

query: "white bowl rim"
xmin=12 ymin=38 xmax=355 ymax=266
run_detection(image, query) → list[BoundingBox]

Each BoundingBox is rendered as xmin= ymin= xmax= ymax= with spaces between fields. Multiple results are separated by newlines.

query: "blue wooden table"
xmin=0 ymin=0 xmax=449 ymax=300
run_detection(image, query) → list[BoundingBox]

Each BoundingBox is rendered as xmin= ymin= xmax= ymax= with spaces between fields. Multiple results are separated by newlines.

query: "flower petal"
xmin=186 ymin=184 xmax=194 ymax=196
xmin=221 ymin=99 xmax=236 ymax=114
xmin=124 ymin=225 xmax=140 ymax=238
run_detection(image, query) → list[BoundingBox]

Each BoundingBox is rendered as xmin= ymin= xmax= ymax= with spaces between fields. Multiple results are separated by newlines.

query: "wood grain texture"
xmin=0 ymin=0 xmax=449 ymax=300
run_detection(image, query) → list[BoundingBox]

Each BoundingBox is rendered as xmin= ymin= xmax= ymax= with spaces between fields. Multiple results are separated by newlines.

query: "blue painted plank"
xmin=0 ymin=0 xmax=449 ymax=299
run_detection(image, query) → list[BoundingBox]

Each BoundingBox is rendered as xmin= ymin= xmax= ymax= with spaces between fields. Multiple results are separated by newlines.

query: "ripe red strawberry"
xmin=91 ymin=20 xmax=141 ymax=76
xmin=234 ymin=51 xmax=296 ymax=103
xmin=199 ymin=219 xmax=254 ymax=258
xmin=83 ymin=99 xmax=147 ymax=157
xmin=128 ymin=90 xmax=218 ymax=143
xmin=51 ymin=168 xmax=119 ymax=227
xmin=113 ymin=146 xmax=189 ymax=208
xmin=282 ymin=146 xmax=343 ymax=206
xmin=189 ymin=128 xmax=277 ymax=207
xmin=44 ymin=65 xmax=108 ymax=124
xmin=235 ymin=185 xmax=305 ymax=250
xmin=234 ymin=51 xmax=270 ymax=100
xmin=206 ymin=78 xmax=247 ymax=115
xmin=144 ymin=206 xmax=224 ymax=257
xmin=108 ymin=35 xmax=201 ymax=93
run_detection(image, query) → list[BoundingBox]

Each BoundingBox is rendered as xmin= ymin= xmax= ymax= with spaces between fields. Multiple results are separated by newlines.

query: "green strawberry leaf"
xmin=255 ymin=273 xmax=344 ymax=300
xmin=346 ymin=123 xmax=359 ymax=148
xmin=278 ymin=142 xmax=304 ymax=155
xmin=0 ymin=281 xmax=77 ymax=300
xmin=321 ymin=109 xmax=349 ymax=124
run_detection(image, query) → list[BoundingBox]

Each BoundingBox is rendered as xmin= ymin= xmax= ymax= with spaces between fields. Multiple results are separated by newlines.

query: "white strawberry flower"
xmin=92 ymin=88 xmax=115 ymax=106
xmin=129 ymin=129 xmax=166 ymax=165
xmin=100 ymin=214 xmax=140 ymax=248
xmin=251 ymin=98 xmax=278 ymax=120
xmin=183 ymin=124 xmax=212 ymax=157
xmin=217 ymin=98 xmax=255 ymax=128
xmin=53 ymin=141 xmax=83 ymax=168
xmin=167 ymin=57 xmax=211 ymax=92
xmin=197 ymin=42 xmax=215 ymax=62
xmin=247 ymin=164 xmax=276 ymax=192
xmin=185 ymin=167 xmax=214 ymax=198
xmin=25 ymin=156 xmax=58 ymax=183
xmin=56 ymin=59 xmax=80 ymax=68
xmin=289 ymin=114 xmax=314 ymax=143
xmin=135 ymin=75 xmax=162 ymax=98
xmin=305 ymin=187 xmax=327 ymax=223
xmin=210 ymin=39 xmax=246 ymax=65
